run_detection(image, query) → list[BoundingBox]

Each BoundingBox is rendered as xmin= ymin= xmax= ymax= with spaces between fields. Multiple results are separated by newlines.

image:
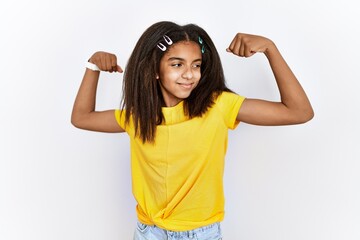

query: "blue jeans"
xmin=133 ymin=221 xmax=222 ymax=240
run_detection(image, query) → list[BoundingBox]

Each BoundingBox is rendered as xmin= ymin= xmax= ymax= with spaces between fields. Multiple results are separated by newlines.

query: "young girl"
xmin=71 ymin=21 xmax=313 ymax=240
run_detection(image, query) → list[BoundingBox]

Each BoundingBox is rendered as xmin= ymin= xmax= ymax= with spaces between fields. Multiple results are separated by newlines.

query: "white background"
xmin=1 ymin=0 xmax=359 ymax=239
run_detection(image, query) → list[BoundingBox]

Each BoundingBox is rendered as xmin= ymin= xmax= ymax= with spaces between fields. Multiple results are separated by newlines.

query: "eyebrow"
xmin=167 ymin=57 xmax=202 ymax=62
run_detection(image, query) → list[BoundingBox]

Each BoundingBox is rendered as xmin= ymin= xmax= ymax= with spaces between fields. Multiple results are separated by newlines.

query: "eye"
xmin=193 ymin=63 xmax=202 ymax=68
xmin=171 ymin=63 xmax=182 ymax=67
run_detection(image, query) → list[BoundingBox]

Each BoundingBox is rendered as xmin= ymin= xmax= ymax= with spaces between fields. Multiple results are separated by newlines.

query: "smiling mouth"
xmin=177 ymin=83 xmax=193 ymax=89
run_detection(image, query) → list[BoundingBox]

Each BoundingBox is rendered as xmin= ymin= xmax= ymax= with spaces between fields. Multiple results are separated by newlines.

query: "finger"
xmin=99 ymin=56 xmax=106 ymax=71
xmin=227 ymin=35 xmax=237 ymax=53
xmin=105 ymin=56 xmax=112 ymax=71
xmin=239 ymin=40 xmax=245 ymax=57
xmin=244 ymin=45 xmax=253 ymax=58
xmin=233 ymin=37 xmax=242 ymax=56
xmin=116 ymin=65 xmax=123 ymax=73
xmin=111 ymin=54 xmax=117 ymax=69
xmin=244 ymin=51 xmax=253 ymax=58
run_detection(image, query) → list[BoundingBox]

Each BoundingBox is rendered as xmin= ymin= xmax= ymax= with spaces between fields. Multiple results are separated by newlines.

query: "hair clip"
xmin=163 ymin=35 xmax=173 ymax=45
xmin=198 ymin=36 xmax=205 ymax=53
xmin=157 ymin=35 xmax=173 ymax=52
xmin=157 ymin=43 xmax=167 ymax=51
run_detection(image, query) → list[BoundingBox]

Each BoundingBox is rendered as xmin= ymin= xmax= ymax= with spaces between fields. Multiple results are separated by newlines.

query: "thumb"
xmin=116 ymin=65 xmax=123 ymax=73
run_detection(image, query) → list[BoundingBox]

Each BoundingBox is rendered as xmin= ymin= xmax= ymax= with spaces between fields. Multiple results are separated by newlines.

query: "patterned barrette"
xmin=198 ymin=36 xmax=205 ymax=54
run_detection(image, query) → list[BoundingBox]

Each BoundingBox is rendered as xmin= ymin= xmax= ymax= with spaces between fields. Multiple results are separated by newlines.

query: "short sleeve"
xmin=114 ymin=109 xmax=126 ymax=131
xmin=214 ymin=91 xmax=245 ymax=130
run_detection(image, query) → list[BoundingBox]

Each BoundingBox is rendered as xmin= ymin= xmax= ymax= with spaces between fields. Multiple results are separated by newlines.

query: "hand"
xmin=88 ymin=51 xmax=123 ymax=73
xmin=226 ymin=33 xmax=274 ymax=58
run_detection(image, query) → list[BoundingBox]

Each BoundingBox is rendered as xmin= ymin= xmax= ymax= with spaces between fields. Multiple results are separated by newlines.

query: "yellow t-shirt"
xmin=115 ymin=91 xmax=245 ymax=231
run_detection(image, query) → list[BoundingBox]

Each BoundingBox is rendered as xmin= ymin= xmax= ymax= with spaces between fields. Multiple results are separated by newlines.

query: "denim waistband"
xmin=166 ymin=222 xmax=220 ymax=238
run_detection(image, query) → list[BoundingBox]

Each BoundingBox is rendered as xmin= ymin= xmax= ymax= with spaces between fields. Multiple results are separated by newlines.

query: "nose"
xmin=181 ymin=66 xmax=193 ymax=80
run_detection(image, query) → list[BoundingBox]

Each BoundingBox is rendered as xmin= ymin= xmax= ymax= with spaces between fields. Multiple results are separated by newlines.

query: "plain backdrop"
xmin=1 ymin=0 xmax=359 ymax=239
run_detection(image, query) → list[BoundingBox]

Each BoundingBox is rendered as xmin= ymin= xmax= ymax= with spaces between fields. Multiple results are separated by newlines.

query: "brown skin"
xmin=71 ymin=52 xmax=124 ymax=133
xmin=71 ymin=33 xmax=313 ymax=133
xmin=227 ymin=33 xmax=314 ymax=125
xmin=158 ymin=41 xmax=202 ymax=107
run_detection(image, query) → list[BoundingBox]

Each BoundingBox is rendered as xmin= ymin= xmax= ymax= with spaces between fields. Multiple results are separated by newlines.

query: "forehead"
xmin=163 ymin=41 xmax=202 ymax=59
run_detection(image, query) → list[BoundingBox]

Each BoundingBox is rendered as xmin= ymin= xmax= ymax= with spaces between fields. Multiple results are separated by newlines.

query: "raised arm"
xmin=227 ymin=33 xmax=314 ymax=125
xmin=71 ymin=51 xmax=125 ymax=133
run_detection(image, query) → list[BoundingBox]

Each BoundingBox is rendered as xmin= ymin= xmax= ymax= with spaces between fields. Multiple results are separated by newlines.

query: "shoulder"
xmin=214 ymin=91 xmax=245 ymax=107
xmin=212 ymin=91 xmax=246 ymax=129
xmin=114 ymin=109 xmax=133 ymax=131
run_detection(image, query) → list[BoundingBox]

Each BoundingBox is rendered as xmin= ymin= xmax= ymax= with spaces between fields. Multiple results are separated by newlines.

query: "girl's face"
xmin=158 ymin=41 xmax=202 ymax=107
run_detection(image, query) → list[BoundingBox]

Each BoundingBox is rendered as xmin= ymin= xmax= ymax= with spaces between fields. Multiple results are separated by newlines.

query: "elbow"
xmin=71 ymin=113 xmax=83 ymax=129
xmin=301 ymin=112 xmax=314 ymax=124
xmin=303 ymin=104 xmax=315 ymax=123
xmin=295 ymin=107 xmax=315 ymax=124
xmin=307 ymin=108 xmax=315 ymax=122
xmin=71 ymin=116 xmax=80 ymax=128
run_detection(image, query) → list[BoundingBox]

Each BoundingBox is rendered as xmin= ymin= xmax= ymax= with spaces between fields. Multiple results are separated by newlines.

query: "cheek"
xmin=161 ymin=71 xmax=180 ymax=83
xmin=195 ymin=71 xmax=201 ymax=81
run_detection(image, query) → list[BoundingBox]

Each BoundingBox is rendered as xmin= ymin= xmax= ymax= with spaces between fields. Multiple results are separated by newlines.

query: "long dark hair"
xmin=121 ymin=21 xmax=231 ymax=143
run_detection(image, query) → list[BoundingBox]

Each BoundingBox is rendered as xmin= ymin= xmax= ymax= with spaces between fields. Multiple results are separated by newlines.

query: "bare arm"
xmin=227 ymin=33 xmax=314 ymax=125
xmin=71 ymin=52 xmax=125 ymax=132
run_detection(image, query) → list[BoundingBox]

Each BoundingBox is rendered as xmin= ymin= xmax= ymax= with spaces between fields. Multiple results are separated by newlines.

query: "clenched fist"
xmin=88 ymin=51 xmax=123 ymax=73
xmin=226 ymin=33 xmax=275 ymax=58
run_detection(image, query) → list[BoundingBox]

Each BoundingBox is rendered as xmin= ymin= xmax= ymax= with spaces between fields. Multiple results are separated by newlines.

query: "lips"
xmin=177 ymin=83 xmax=193 ymax=89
